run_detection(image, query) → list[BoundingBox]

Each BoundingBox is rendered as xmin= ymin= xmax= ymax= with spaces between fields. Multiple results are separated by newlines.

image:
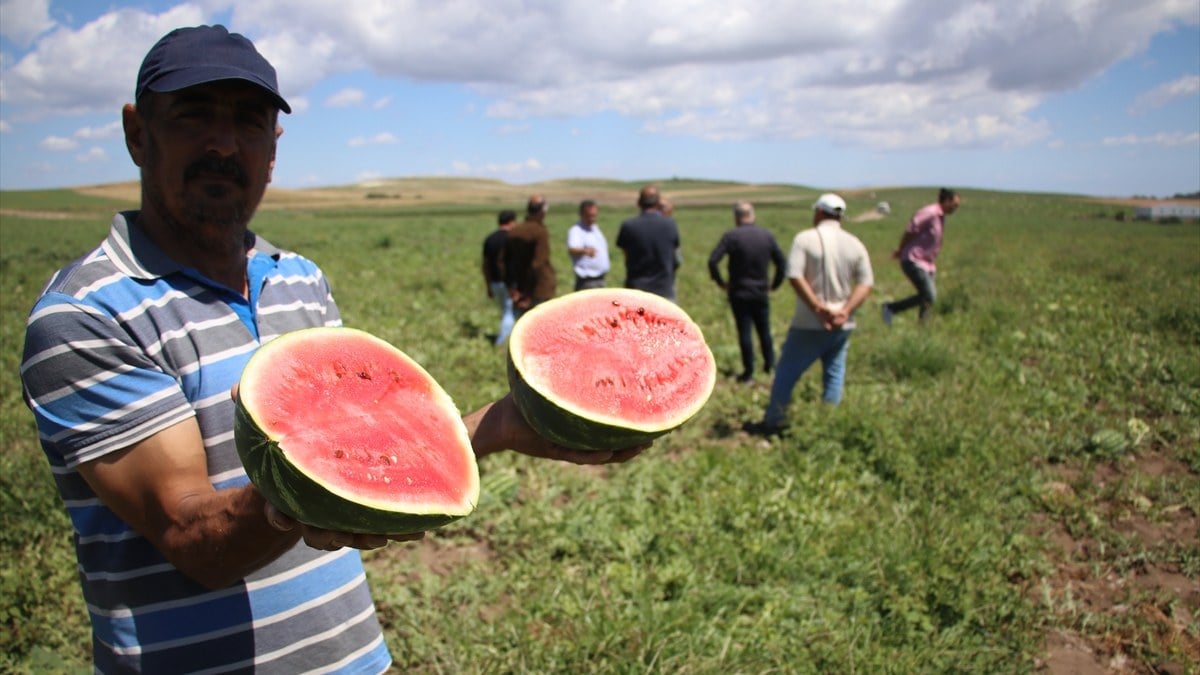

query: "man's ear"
xmin=122 ymin=103 xmax=146 ymax=168
xmin=267 ymin=123 xmax=283 ymax=183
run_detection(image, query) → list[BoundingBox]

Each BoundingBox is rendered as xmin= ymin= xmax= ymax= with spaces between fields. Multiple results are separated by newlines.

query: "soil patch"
xmin=1035 ymin=450 xmax=1199 ymax=673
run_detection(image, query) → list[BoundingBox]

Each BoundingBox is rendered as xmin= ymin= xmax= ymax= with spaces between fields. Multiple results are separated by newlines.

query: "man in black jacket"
xmin=708 ymin=200 xmax=787 ymax=383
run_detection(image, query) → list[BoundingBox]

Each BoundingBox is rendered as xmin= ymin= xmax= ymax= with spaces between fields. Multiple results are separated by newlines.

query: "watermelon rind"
xmin=507 ymin=289 xmax=716 ymax=451
xmin=235 ymin=327 xmax=479 ymax=534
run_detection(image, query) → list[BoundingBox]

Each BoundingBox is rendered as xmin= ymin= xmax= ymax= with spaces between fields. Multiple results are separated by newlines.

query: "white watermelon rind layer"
xmin=507 ymin=289 xmax=716 ymax=451
xmin=235 ymin=327 xmax=480 ymax=534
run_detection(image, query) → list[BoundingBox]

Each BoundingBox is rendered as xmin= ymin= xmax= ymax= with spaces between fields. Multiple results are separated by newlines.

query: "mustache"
xmin=184 ymin=156 xmax=248 ymax=187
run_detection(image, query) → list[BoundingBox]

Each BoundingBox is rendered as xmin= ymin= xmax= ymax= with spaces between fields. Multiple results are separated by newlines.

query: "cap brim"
xmin=144 ymin=66 xmax=291 ymax=113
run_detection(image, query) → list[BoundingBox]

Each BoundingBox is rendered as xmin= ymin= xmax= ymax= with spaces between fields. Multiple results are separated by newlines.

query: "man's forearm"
xmin=161 ymin=485 xmax=301 ymax=589
xmin=843 ymin=283 xmax=873 ymax=315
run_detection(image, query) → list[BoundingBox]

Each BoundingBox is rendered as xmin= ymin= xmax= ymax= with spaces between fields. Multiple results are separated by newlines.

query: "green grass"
xmin=1 ymin=185 xmax=1197 ymax=672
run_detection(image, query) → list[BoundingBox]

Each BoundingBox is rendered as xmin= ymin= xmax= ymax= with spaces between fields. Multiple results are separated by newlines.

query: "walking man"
xmin=616 ymin=184 xmax=681 ymax=301
xmin=881 ymin=188 xmax=960 ymax=325
xmin=503 ymin=195 xmax=557 ymax=313
xmin=707 ymin=200 xmax=787 ymax=383
xmin=746 ymin=193 xmax=874 ymax=436
xmin=482 ymin=209 xmax=517 ymax=344
xmin=567 ymin=199 xmax=610 ymax=291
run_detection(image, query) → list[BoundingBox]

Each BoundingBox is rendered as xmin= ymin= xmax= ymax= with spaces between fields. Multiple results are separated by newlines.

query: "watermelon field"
xmin=1 ymin=180 xmax=1197 ymax=673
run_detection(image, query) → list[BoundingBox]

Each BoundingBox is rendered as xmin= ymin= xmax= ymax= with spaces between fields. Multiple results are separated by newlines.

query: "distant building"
xmin=1133 ymin=202 xmax=1200 ymax=220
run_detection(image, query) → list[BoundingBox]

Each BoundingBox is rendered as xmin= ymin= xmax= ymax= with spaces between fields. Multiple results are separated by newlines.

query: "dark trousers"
xmin=887 ymin=258 xmax=937 ymax=319
xmin=730 ymin=296 xmax=774 ymax=376
xmin=574 ymin=275 xmax=606 ymax=291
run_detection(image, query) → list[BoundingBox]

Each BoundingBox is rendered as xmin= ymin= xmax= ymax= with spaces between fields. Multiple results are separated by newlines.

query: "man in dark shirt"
xmin=482 ymin=209 xmax=516 ymax=344
xmin=708 ymin=200 xmax=787 ymax=383
xmin=616 ymin=185 xmax=680 ymax=301
xmin=503 ymin=195 xmax=557 ymax=312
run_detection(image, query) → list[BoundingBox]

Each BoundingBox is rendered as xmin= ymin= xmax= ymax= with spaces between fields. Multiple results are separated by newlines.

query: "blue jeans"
xmin=490 ymin=281 xmax=515 ymax=345
xmin=764 ymin=327 xmax=852 ymax=426
xmin=730 ymin=296 xmax=774 ymax=376
xmin=887 ymin=259 xmax=937 ymax=319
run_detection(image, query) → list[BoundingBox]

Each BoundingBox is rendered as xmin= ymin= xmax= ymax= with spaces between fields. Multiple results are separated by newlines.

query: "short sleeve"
xmin=21 ymin=295 xmax=193 ymax=468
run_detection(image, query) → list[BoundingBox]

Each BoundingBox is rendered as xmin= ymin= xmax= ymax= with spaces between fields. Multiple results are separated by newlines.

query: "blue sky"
xmin=2 ymin=0 xmax=1197 ymax=197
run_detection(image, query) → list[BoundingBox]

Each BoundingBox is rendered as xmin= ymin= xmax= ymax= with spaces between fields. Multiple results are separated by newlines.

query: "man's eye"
xmin=237 ymin=112 xmax=271 ymax=129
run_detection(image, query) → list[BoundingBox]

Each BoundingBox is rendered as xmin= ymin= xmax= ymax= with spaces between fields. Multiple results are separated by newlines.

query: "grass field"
xmin=1 ymin=180 xmax=1197 ymax=673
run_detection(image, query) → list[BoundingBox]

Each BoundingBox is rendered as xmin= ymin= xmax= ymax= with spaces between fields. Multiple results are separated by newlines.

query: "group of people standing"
xmin=481 ymin=184 xmax=681 ymax=345
xmin=484 ymin=186 xmax=962 ymax=437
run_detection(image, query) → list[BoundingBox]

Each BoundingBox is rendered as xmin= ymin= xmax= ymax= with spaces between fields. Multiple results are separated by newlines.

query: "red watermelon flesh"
xmin=236 ymin=327 xmax=478 ymax=533
xmin=508 ymin=288 xmax=716 ymax=450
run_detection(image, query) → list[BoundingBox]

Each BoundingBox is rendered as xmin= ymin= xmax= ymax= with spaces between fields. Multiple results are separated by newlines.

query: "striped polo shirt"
xmin=20 ymin=211 xmax=392 ymax=674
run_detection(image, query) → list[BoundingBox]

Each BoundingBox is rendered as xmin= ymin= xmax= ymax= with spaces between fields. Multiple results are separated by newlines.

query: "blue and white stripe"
xmin=21 ymin=211 xmax=389 ymax=673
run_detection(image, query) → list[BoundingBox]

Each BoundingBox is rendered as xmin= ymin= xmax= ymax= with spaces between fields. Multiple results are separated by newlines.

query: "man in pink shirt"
xmin=881 ymin=188 xmax=961 ymax=325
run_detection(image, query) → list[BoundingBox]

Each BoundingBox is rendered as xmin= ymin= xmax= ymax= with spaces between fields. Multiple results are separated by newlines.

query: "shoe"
xmin=736 ymin=372 xmax=754 ymax=384
xmin=742 ymin=420 xmax=785 ymax=438
xmin=881 ymin=303 xmax=894 ymax=327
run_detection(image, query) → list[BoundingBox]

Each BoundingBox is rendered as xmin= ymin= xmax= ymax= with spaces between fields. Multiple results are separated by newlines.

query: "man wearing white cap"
xmin=745 ymin=193 xmax=874 ymax=435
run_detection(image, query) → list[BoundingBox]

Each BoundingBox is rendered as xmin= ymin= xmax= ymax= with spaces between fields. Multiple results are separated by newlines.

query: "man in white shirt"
xmin=746 ymin=193 xmax=874 ymax=436
xmin=567 ymin=199 xmax=611 ymax=290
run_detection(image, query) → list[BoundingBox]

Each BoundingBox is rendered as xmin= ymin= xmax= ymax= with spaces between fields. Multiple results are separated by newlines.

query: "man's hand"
xmin=467 ymin=394 xmax=648 ymax=464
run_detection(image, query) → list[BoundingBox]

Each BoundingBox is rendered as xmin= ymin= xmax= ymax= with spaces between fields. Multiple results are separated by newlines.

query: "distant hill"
xmin=5 ymin=178 xmax=1193 ymax=219
xmin=67 ymin=177 xmax=827 ymax=211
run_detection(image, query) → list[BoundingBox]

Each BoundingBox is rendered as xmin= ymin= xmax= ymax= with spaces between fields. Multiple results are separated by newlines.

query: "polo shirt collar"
xmin=102 ymin=210 xmax=281 ymax=281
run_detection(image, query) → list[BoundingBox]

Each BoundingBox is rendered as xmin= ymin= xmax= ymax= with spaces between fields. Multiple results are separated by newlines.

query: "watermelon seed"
xmin=612 ymin=300 xmax=620 ymax=306
xmin=357 ymin=370 xmax=371 ymax=380
xmin=380 ymin=454 xmax=391 ymax=465
xmin=334 ymin=449 xmax=345 ymax=459
xmin=609 ymin=318 xmax=619 ymax=327
xmin=383 ymin=476 xmax=391 ymax=484
xmin=637 ymin=307 xmax=645 ymax=315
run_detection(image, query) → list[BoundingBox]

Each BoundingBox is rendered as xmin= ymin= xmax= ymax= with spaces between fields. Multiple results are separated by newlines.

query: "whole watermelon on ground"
xmin=507 ymin=288 xmax=716 ymax=450
xmin=234 ymin=327 xmax=480 ymax=534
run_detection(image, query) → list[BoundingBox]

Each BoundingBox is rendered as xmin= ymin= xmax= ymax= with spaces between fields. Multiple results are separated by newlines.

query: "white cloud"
xmin=0 ymin=119 xmax=11 ymax=133
xmin=1102 ymin=131 xmax=1200 ymax=147
xmin=76 ymin=147 xmax=108 ymax=162
xmin=1 ymin=4 xmax=207 ymax=113
xmin=325 ymin=88 xmax=366 ymax=108
xmin=286 ymin=96 xmax=311 ymax=115
xmin=1 ymin=0 xmax=1196 ymax=154
xmin=74 ymin=120 xmax=122 ymax=140
xmin=1129 ymin=74 xmax=1200 ymax=114
xmin=41 ymin=135 xmax=78 ymax=151
xmin=347 ymin=132 xmax=398 ymax=147
xmin=372 ymin=96 xmax=391 ymax=110
xmin=451 ymin=157 xmax=543 ymax=176
xmin=0 ymin=0 xmax=55 ymax=46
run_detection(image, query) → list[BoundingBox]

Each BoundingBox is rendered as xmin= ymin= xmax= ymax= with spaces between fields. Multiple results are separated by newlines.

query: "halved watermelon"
xmin=507 ymin=288 xmax=716 ymax=450
xmin=234 ymin=327 xmax=479 ymax=534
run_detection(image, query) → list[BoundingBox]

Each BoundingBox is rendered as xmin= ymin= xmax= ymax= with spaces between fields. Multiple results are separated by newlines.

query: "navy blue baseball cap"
xmin=136 ymin=25 xmax=291 ymax=113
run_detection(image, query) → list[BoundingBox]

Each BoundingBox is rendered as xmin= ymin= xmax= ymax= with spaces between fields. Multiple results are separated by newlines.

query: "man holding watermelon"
xmin=19 ymin=25 xmax=642 ymax=674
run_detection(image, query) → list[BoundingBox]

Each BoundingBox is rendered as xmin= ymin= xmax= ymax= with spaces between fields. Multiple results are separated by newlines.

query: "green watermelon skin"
xmin=506 ymin=289 xmax=716 ymax=451
xmin=235 ymin=400 xmax=464 ymax=534
xmin=506 ymin=357 xmax=670 ymax=451
xmin=234 ymin=327 xmax=479 ymax=535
